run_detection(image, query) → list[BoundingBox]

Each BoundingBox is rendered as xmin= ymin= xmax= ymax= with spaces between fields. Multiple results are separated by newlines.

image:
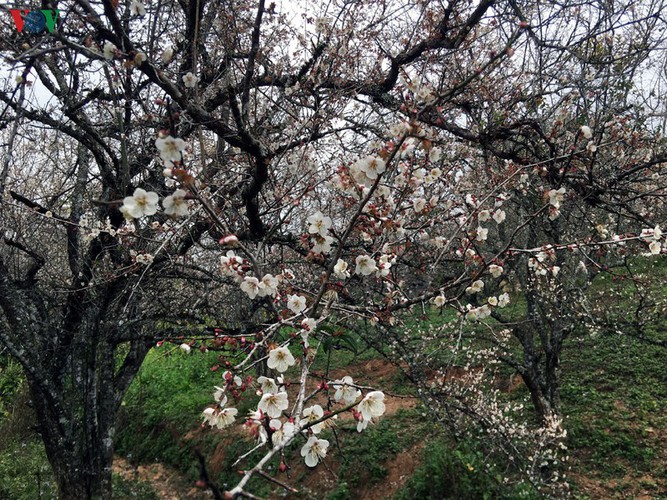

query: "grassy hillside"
xmin=0 ymin=258 xmax=665 ymax=499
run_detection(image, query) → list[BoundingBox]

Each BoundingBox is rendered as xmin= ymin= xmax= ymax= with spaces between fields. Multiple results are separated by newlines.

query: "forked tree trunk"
xmin=520 ymin=368 xmax=559 ymax=423
xmin=0 ymin=133 xmax=152 ymax=500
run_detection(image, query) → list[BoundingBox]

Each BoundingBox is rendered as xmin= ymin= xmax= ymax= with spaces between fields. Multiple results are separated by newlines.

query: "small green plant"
xmin=112 ymin=475 xmax=160 ymax=499
xmin=327 ymin=481 xmax=351 ymax=500
xmin=0 ymin=439 xmax=56 ymax=499
xmin=0 ymin=355 xmax=24 ymax=421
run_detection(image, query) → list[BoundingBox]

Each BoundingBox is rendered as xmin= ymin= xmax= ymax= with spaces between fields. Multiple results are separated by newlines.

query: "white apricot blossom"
xmin=135 ymin=253 xmax=154 ymax=265
xmin=240 ymin=276 xmax=260 ymax=299
xmin=130 ymin=0 xmax=146 ymax=16
xmin=122 ymin=188 xmax=159 ymax=218
xmin=654 ymin=225 xmax=663 ymax=240
xmin=416 ymin=85 xmax=436 ymax=103
xmin=334 ymin=259 xmax=350 ymax=279
xmin=213 ymin=386 xmax=226 ymax=403
xmin=643 ymin=225 xmax=663 ymax=243
xmin=488 ymin=265 xmax=504 ymax=278
xmin=216 ymin=408 xmax=238 ymax=428
xmin=163 ymin=189 xmax=189 ymax=217
xmin=357 ymin=417 xmax=370 ymax=433
xmin=498 ymin=292 xmax=510 ymax=307
xmin=300 ymin=404 xmax=325 ymax=434
xmin=493 ymin=209 xmax=506 ymax=224
xmin=219 ymin=251 xmax=242 ymax=278
xmin=155 ymin=135 xmax=185 ymax=166
xmin=466 ymin=304 xmax=492 ymax=321
xmin=466 ymin=280 xmax=484 ymax=294
xmin=161 ymin=47 xmax=174 ymax=63
xmin=246 ymin=410 xmax=269 ymax=444
xmin=333 ymin=376 xmax=361 ymax=404
xmin=355 ymin=255 xmax=378 ymax=276
xmin=413 ymin=197 xmax=427 ymax=213
xmin=358 ymin=391 xmax=386 ymax=421
xmin=287 ymin=294 xmax=307 ymax=314
xmin=134 ymin=51 xmax=146 ymax=64
xmin=267 ymin=345 xmax=296 ymax=373
xmin=376 ymin=254 xmax=394 ymax=278
xmin=201 ymin=407 xmax=218 ymax=426
xmin=301 ymin=318 xmax=316 ymax=331
xmin=257 ymin=376 xmax=280 ymax=395
xmin=548 ymin=187 xmax=566 ymax=209
xmin=103 ymin=41 xmax=116 ymax=60
xmin=307 ymin=211 xmax=332 ymax=236
xmin=433 ymin=294 xmax=446 ymax=307
xmin=301 ymin=436 xmax=329 ymax=467
xmin=478 ymin=209 xmax=491 ymax=222
xmin=358 ymin=156 xmax=386 ymax=180
xmin=270 ymin=419 xmax=296 ymax=446
xmin=257 ymin=391 xmax=289 ymax=418
xmin=202 ymin=394 xmax=238 ymax=430
xmin=388 ymin=121 xmax=408 ymax=137
xmin=182 ymin=71 xmax=199 ymax=88
xmin=312 ymin=234 xmax=334 ymax=254
xmin=258 ymin=274 xmax=279 ymax=297
xmin=475 ymin=226 xmax=488 ymax=242
xmin=580 ymin=125 xmax=593 ymax=139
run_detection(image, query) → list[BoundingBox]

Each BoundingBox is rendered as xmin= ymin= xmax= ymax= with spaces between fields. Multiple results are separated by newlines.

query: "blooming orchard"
xmin=1 ymin=0 xmax=666 ymax=498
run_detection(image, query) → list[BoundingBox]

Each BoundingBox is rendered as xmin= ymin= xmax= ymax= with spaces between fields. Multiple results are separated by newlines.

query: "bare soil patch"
xmin=113 ymin=456 xmax=212 ymax=499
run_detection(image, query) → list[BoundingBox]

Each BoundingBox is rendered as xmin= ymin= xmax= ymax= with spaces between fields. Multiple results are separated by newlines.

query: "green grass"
xmin=395 ymin=437 xmax=540 ymax=500
xmin=1 ymin=257 xmax=666 ymax=498
xmin=115 ymin=344 xmax=236 ymax=477
xmin=0 ymin=439 xmax=56 ymax=499
xmin=115 ymin=343 xmax=279 ymax=496
xmin=0 ymin=356 xmax=24 ymax=421
xmin=562 ymin=334 xmax=667 ymax=486
xmin=560 ymin=256 xmax=667 ymax=496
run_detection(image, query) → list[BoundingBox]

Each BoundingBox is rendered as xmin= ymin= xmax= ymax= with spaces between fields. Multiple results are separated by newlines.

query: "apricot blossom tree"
xmin=0 ymin=0 xmax=665 ymax=498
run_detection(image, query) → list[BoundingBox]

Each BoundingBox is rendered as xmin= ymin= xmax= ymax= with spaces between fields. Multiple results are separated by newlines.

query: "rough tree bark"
xmin=0 ymin=255 xmax=151 ymax=498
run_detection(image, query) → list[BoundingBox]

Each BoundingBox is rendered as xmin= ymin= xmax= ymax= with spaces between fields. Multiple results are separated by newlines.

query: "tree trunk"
xmin=19 ymin=333 xmax=150 ymax=500
xmin=514 ymin=319 xmax=563 ymax=424
xmin=52 ymin=463 xmax=113 ymax=500
xmin=26 ymin=365 xmax=116 ymax=499
xmin=520 ymin=368 xmax=557 ymax=423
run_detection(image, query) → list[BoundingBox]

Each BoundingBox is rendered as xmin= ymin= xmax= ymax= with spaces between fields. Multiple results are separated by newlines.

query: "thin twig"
xmin=255 ymin=469 xmax=298 ymax=494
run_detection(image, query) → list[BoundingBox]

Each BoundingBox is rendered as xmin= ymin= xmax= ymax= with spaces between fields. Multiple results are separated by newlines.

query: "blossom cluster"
xmin=202 ymin=368 xmax=386 ymax=468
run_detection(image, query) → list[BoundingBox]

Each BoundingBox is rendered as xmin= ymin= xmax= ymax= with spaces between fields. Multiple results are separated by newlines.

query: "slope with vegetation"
xmin=1 ymin=258 xmax=665 ymax=499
